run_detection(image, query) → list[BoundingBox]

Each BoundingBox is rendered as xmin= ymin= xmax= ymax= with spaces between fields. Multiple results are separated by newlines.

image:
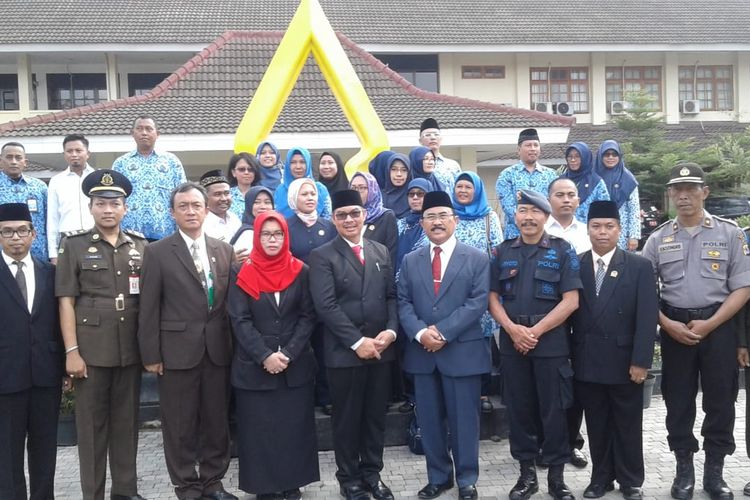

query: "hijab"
xmin=409 ymin=146 xmax=445 ymax=193
xmin=236 ymin=211 xmax=304 ymax=300
xmin=395 ymin=178 xmax=433 ymax=273
xmin=273 ymin=147 xmax=331 ymax=218
xmin=452 ymin=171 xmax=491 ymax=220
xmin=317 ymin=151 xmax=349 ymax=194
xmin=255 ymin=141 xmax=284 ymax=191
xmin=368 ymin=150 xmax=395 ymax=188
xmin=350 ymin=172 xmax=391 ymax=224
xmin=562 ymin=141 xmax=601 ymax=203
xmin=231 ymin=186 xmax=274 ymax=246
xmin=594 ymin=139 xmax=638 ymax=209
xmin=379 ymin=153 xmax=412 ymax=219
xmin=288 ymin=177 xmax=319 ymax=227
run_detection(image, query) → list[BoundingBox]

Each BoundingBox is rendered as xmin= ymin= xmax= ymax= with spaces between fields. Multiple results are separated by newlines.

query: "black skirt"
xmin=234 ymin=382 xmax=320 ymax=494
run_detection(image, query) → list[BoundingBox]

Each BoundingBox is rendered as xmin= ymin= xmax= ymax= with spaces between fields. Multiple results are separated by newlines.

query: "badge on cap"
xmin=680 ymin=167 xmax=690 ymax=176
xmin=101 ymin=173 xmax=114 ymax=186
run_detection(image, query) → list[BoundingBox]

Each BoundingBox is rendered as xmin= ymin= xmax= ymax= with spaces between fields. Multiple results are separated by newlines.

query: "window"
xmin=128 ymin=73 xmax=170 ymax=96
xmin=678 ymin=65 xmax=733 ymax=111
xmin=47 ymin=73 xmax=107 ymax=110
xmin=462 ymin=65 xmax=505 ymax=79
xmin=530 ymin=67 xmax=589 ymax=113
xmin=374 ymin=54 xmax=439 ymax=92
xmin=605 ymin=66 xmax=661 ymax=110
xmin=0 ymin=74 xmax=18 ymax=110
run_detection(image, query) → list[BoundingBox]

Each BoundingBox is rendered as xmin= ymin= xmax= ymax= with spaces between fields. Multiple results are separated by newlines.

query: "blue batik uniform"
xmin=112 ymin=150 xmax=186 ymax=240
xmin=575 ymin=179 xmax=610 ymax=223
xmin=0 ymin=171 xmax=48 ymax=260
xmin=229 ymin=186 xmax=246 ymax=220
xmin=496 ymin=163 xmax=558 ymax=240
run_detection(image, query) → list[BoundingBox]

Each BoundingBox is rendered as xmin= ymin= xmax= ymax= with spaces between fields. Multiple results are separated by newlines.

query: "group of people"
xmin=0 ymin=113 xmax=749 ymax=500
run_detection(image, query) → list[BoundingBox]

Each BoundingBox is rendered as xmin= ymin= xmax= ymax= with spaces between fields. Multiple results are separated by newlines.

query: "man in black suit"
xmin=309 ymin=189 xmax=398 ymax=500
xmin=570 ymin=201 xmax=658 ymax=500
xmin=0 ymin=202 xmax=63 ymax=500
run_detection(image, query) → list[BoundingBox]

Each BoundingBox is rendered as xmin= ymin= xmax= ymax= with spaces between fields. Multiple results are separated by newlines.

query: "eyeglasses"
xmin=234 ymin=167 xmax=254 ymax=173
xmin=565 ymin=155 xmax=581 ymax=161
xmin=0 ymin=227 xmax=32 ymax=238
xmin=350 ymin=185 xmax=368 ymax=193
xmin=603 ymin=151 xmax=620 ymax=158
xmin=334 ymin=209 xmax=363 ymax=221
xmin=422 ymin=213 xmax=454 ymax=223
xmin=259 ymin=231 xmax=284 ymax=240
xmin=408 ymin=191 xmax=425 ymax=198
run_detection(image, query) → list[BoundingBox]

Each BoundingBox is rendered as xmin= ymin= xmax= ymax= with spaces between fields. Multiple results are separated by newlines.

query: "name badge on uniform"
xmin=129 ymin=274 xmax=140 ymax=294
xmin=27 ymin=199 xmax=38 ymax=212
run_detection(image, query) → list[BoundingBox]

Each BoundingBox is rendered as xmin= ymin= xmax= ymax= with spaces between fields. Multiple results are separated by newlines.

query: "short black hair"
xmin=226 ymin=152 xmax=261 ymax=187
xmin=548 ymin=176 xmax=577 ymax=196
xmin=1 ymin=141 xmax=25 ymax=154
xmin=170 ymin=182 xmax=208 ymax=209
xmin=63 ymin=133 xmax=89 ymax=149
xmin=132 ymin=114 xmax=157 ymax=130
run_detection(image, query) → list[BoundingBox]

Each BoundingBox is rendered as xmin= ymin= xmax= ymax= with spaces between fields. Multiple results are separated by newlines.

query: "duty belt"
xmin=660 ymin=302 xmax=721 ymax=323
xmin=513 ymin=314 xmax=547 ymax=327
xmin=78 ymin=294 xmax=138 ymax=311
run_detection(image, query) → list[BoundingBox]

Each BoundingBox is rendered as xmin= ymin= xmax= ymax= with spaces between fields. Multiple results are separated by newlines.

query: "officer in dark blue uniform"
xmin=489 ymin=190 xmax=582 ymax=500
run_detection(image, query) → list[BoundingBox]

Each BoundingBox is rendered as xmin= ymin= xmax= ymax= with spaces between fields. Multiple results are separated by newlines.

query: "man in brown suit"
xmin=138 ymin=182 xmax=237 ymax=500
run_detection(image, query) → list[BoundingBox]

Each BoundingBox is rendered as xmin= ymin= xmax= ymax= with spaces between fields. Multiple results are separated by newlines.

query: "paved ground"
xmin=51 ymin=391 xmax=748 ymax=500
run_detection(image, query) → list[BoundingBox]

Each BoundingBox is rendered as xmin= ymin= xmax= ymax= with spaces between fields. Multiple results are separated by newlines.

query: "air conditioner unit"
xmin=554 ymin=102 xmax=575 ymax=116
xmin=534 ymin=102 xmax=554 ymax=114
xmin=680 ymin=99 xmax=700 ymax=114
xmin=609 ymin=100 xmax=629 ymax=115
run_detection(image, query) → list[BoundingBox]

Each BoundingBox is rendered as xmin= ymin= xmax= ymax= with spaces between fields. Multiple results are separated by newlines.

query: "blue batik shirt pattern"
xmin=454 ymin=213 xmax=503 ymax=338
xmin=0 ymin=172 xmax=48 ymax=260
xmin=618 ymin=186 xmax=641 ymax=249
xmin=112 ymin=150 xmax=187 ymax=240
xmin=496 ymin=162 xmax=558 ymax=240
xmin=574 ymin=179 xmax=610 ymax=223
xmin=229 ymin=186 xmax=246 ymax=220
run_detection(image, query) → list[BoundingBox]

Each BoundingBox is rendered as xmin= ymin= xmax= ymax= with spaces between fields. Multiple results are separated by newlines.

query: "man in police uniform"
xmin=642 ymin=163 xmax=750 ymax=500
xmin=488 ymin=190 xmax=581 ymax=500
xmin=56 ymin=169 xmax=148 ymax=500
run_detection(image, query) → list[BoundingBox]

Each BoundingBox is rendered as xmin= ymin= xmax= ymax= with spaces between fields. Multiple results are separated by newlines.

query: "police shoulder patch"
xmin=123 ymin=229 xmax=146 ymax=240
xmin=61 ymin=229 xmax=88 ymax=238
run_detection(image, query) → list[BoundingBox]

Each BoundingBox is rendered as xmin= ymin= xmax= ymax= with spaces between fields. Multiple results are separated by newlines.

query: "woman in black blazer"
xmin=228 ymin=211 xmax=319 ymax=500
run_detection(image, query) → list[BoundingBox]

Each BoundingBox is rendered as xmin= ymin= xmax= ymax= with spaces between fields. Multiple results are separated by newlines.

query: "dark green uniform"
xmin=55 ymin=227 xmax=147 ymax=500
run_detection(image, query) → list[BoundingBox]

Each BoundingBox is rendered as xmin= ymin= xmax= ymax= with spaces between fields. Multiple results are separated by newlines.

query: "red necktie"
xmin=352 ymin=244 xmax=364 ymax=265
xmin=432 ymin=246 xmax=442 ymax=295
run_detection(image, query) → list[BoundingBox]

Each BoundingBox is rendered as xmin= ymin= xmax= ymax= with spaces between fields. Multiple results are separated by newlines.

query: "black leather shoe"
xmin=743 ymin=482 xmax=750 ymax=496
xmin=458 ymin=485 xmax=478 ymax=500
xmin=480 ymin=397 xmax=493 ymax=413
xmin=570 ymin=448 xmax=588 ymax=468
xmin=671 ymin=450 xmax=695 ymax=500
xmin=399 ymin=400 xmax=415 ymax=413
xmin=202 ymin=490 xmax=238 ymax=500
xmin=417 ymin=481 xmax=454 ymax=499
xmin=620 ymin=486 xmax=643 ymax=500
xmin=112 ymin=495 xmax=148 ymax=500
xmin=583 ymin=482 xmax=614 ymax=498
xmin=283 ymin=489 xmax=302 ymax=500
xmin=340 ymin=485 xmax=370 ymax=500
xmin=365 ymin=481 xmax=394 ymax=500
xmin=257 ymin=494 xmax=283 ymax=500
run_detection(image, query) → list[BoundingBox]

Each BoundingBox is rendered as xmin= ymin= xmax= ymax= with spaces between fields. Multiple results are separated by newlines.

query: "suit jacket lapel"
xmin=593 ymin=249 xmax=625 ymax=320
xmin=170 ymin=233 xmax=205 ymax=287
xmin=416 ymin=245 xmax=435 ymax=297
xmin=579 ymin=251 xmax=597 ymax=312
xmin=334 ymin=237 xmax=364 ymax=277
xmin=30 ymin=258 xmax=46 ymax=316
xmin=435 ymin=243 xmax=462 ymax=301
xmin=0 ymin=258 xmax=27 ymax=312
xmin=206 ymin=237 xmax=227 ymax=310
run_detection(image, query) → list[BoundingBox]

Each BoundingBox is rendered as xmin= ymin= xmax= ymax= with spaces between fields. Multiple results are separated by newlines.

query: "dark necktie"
xmin=13 ymin=260 xmax=28 ymax=307
xmin=595 ymin=258 xmax=606 ymax=296
xmin=432 ymin=246 xmax=442 ymax=295
xmin=352 ymin=244 xmax=364 ymax=265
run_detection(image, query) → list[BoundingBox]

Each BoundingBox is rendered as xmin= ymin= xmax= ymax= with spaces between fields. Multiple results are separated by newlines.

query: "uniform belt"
xmin=513 ymin=314 xmax=547 ymax=327
xmin=661 ymin=302 xmax=721 ymax=322
xmin=78 ymin=296 xmax=138 ymax=311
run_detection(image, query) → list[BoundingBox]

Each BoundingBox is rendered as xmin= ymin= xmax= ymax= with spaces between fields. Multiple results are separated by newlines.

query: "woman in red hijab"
xmin=227 ymin=211 xmax=319 ymax=500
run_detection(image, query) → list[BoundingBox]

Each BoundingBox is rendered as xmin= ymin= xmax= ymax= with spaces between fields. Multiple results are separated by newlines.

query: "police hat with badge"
xmin=516 ymin=189 xmax=552 ymax=214
xmin=666 ymin=162 xmax=705 ymax=186
xmin=82 ymin=169 xmax=132 ymax=198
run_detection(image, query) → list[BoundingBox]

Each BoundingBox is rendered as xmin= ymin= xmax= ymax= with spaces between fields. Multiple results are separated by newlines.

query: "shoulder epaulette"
xmin=123 ymin=229 xmax=146 ymax=239
xmin=713 ymin=215 xmax=739 ymax=227
xmin=652 ymin=219 xmax=673 ymax=232
xmin=61 ymin=229 xmax=88 ymax=238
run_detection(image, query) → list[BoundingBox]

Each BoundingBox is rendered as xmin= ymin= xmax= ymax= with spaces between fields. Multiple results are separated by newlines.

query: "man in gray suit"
xmin=397 ymin=191 xmax=491 ymax=500
xmin=309 ymin=189 xmax=398 ymax=500
xmin=138 ymin=182 xmax=237 ymax=500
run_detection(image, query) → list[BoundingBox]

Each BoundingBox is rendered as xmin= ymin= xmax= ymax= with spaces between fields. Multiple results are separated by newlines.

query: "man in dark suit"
xmin=308 ymin=189 xmax=398 ymax=500
xmin=397 ymin=191 xmax=490 ymax=500
xmin=570 ymin=201 xmax=658 ymax=500
xmin=138 ymin=182 xmax=237 ymax=500
xmin=0 ymin=202 xmax=63 ymax=500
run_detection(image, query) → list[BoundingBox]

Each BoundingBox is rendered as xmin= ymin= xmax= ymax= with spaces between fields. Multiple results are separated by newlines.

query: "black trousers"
xmin=327 ymin=362 xmax=392 ymax=487
xmin=577 ymin=380 xmax=644 ymax=487
xmin=660 ymin=319 xmax=739 ymax=456
xmin=502 ymin=354 xmax=572 ymax=466
xmin=0 ymin=386 xmax=60 ymax=500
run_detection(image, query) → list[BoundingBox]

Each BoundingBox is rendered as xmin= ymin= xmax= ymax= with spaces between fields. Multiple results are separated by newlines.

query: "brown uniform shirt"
xmin=55 ymin=227 xmax=148 ymax=367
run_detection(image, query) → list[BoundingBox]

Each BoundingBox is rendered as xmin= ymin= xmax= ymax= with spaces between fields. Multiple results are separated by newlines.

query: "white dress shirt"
xmin=545 ymin=216 xmax=591 ymax=254
xmin=3 ymin=250 xmax=35 ymax=312
xmin=202 ymin=210 xmax=242 ymax=243
xmin=415 ymin=234 xmax=458 ymax=342
xmin=591 ymin=246 xmax=617 ymax=275
xmin=179 ymin=230 xmax=213 ymax=291
xmin=47 ymin=165 xmax=96 ymax=258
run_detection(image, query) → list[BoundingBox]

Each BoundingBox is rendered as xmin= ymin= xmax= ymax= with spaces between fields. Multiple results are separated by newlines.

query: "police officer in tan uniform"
xmin=642 ymin=163 xmax=750 ymax=500
xmin=56 ymin=169 xmax=148 ymax=500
